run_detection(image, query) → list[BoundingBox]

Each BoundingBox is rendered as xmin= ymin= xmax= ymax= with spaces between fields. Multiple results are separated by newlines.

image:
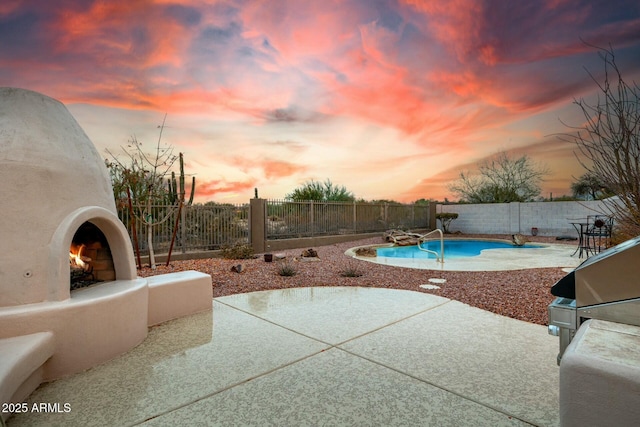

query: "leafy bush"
xmin=286 ymin=179 xmax=355 ymax=201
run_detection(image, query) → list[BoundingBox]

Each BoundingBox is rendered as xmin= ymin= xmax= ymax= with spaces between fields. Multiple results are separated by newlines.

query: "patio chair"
xmin=584 ymin=215 xmax=613 ymax=255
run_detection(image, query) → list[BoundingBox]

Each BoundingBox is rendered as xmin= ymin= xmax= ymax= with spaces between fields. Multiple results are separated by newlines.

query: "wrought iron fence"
xmin=265 ymin=199 xmax=429 ymax=239
xmin=117 ymin=199 xmax=429 ymax=254
xmin=118 ymin=203 xmax=249 ymax=254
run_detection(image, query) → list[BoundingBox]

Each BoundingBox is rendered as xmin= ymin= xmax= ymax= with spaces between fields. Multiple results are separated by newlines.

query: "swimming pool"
xmin=347 ymin=238 xmax=579 ymax=271
xmin=376 ymin=239 xmax=543 ymax=259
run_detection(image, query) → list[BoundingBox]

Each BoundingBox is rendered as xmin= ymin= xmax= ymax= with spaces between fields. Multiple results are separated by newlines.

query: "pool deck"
xmin=347 ymin=241 xmax=581 ymax=271
xmin=8 ymin=287 xmax=562 ymax=426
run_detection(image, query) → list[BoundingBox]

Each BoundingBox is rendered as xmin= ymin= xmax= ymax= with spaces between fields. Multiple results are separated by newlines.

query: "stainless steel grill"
xmin=548 ymin=235 xmax=640 ymax=364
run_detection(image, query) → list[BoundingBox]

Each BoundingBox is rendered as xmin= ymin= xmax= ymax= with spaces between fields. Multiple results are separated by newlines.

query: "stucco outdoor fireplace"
xmin=0 ymin=88 xmax=212 ymax=416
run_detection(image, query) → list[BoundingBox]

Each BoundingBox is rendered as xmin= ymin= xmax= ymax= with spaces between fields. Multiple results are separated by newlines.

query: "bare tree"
xmin=105 ymin=115 xmax=178 ymax=268
xmin=560 ymin=45 xmax=640 ymax=240
xmin=449 ymin=151 xmax=548 ymax=203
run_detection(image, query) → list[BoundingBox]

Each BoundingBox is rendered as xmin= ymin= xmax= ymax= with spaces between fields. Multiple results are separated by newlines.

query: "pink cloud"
xmin=231 ymin=157 xmax=308 ymax=180
xmin=52 ymin=2 xmax=192 ymax=69
xmin=197 ymin=179 xmax=256 ymax=200
xmin=261 ymin=160 xmax=307 ymax=179
xmin=239 ymin=0 xmax=364 ymax=63
xmin=0 ymin=0 xmax=21 ymax=15
xmin=3 ymin=0 xmax=640 ymax=204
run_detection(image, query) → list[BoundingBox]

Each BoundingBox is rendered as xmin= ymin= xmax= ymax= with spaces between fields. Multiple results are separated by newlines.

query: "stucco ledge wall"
xmin=0 ymin=279 xmax=149 ymax=381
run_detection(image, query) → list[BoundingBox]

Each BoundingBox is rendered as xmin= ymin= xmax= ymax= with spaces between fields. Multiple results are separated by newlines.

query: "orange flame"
xmin=70 ymin=244 xmax=88 ymax=270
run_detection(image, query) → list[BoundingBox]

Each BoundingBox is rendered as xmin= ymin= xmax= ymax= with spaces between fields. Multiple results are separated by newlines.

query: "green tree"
xmin=571 ymin=172 xmax=614 ymax=200
xmin=449 ymin=151 xmax=548 ymax=203
xmin=560 ymin=45 xmax=640 ymax=241
xmin=286 ymin=179 xmax=355 ymax=201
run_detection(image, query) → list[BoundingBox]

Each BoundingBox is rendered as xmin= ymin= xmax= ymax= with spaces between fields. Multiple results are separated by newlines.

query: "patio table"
xmin=569 ymin=221 xmax=589 ymax=258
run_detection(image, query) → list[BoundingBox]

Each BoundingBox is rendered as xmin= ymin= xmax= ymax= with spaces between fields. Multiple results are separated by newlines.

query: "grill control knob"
xmin=548 ymin=325 xmax=560 ymax=336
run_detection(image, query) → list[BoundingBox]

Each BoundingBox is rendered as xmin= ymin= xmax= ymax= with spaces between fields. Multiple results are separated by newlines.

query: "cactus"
xmin=179 ymin=152 xmax=185 ymax=199
xmin=166 ymin=152 xmax=195 ymax=205
xmin=188 ymin=176 xmax=195 ymax=205
xmin=167 ymin=172 xmax=177 ymax=204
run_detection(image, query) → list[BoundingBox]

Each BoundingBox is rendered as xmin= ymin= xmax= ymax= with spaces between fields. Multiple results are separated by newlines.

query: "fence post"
xmin=250 ymin=198 xmax=267 ymax=253
xmin=310 ymin=200 xmax=314 ymax=237
xmin=353 ymin=201 xmax=357 ymax=233
xmin=428 ymin=202 xmax=436 ymax=230
xmin=385 ymin=203 xmax=389 ymax=225
xmin=411 ymin=204 xmax=415 ymax=227
xmin=180 ymin=203 xmax=187 ymax=253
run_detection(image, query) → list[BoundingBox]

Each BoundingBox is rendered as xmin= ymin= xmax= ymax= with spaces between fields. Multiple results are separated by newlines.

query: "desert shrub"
xmin=436 ymin=212 xmax=459 ymax=233
xmin=340 ymin=264 xmax=363 ymax=277
xmin=277 ymin=261 xmax=297 ymax=276
xmin=221 ymin=244 xmax=255 ymax=259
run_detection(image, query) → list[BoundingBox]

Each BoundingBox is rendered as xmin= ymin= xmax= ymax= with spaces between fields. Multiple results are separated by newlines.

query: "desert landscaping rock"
xmin=383 ymin=229 xmax=425 ymax=246
xmin=511 ymin=233 xmax=528 ymax=246
xmin=354 ymin=247 xmax=377 ymax=257
xmin=301 ymin=248 xmax=319 ymax=257
xmin=138 ymin=234 xmax=573 ymax=326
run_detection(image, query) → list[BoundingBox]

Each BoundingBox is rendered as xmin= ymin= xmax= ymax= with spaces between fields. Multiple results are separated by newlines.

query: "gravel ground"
xmin=138 ymin=234 xmax=575 ymax=326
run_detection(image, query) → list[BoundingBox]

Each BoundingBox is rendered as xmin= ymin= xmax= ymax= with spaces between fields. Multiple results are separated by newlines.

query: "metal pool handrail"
xmin=417 ymin=229 xmax=444 ymax=263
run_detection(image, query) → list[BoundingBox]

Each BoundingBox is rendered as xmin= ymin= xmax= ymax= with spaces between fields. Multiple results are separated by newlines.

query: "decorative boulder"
xmin=301 ymin=248 xmax=318 ymax=258
xmin=512 ymin=234 xmax=528 ymax=246
xmin=355 ymin=247 xmax=377 ymax=257
xmin=383 ymin=230 xmax=422 ymax=246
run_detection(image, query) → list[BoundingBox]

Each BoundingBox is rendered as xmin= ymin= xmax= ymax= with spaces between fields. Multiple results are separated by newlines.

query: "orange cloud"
xmin=230 ymin=156 xmax=307 ymax=180
xmin=261 ymin=160 xmax=307 ymax=179
xmin=239 ymin=0 xmax=361 ymax=63
xmin=3 ymin=0 xmax=640 ymax=206
xmin=197 ymin=179 xmax=257 ymax=200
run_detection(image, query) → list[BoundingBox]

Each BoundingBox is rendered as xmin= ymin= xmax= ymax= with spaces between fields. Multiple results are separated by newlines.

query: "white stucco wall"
xmin=438 ymin=200 xmax=611 ymax=236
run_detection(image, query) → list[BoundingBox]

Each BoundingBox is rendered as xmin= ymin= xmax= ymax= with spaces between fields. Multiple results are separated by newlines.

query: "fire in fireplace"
xmin=69 ymin=222 xmax=115 ymax=290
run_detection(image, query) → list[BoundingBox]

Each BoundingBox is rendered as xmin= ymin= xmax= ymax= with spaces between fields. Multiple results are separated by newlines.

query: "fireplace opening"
xmin=70 ymin=222 xmax=115 ymax=291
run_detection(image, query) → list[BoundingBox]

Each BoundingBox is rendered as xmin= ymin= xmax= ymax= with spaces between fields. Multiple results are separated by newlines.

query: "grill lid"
xmin=551 ymin=271 xmax=575 ymax=299
xmin=550 ymin=235 xmax=640 ymax=307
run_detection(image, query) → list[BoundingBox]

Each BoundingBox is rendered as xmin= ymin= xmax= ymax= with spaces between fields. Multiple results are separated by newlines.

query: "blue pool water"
xmin=376 ymin=239 xmax=542 ymax=259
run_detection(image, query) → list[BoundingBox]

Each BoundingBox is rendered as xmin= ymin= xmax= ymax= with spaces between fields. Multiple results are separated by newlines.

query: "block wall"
xmin=438 ymin=200 xmax=611 ymax=237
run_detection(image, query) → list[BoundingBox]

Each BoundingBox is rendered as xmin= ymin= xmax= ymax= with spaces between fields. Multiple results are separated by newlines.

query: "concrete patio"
xmin=7 ymin=287 xmax=561 ymax=426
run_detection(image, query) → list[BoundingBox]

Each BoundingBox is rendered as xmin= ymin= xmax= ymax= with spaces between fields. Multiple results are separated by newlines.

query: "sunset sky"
xmin=2 ymin=0 xmax=640 ymax=204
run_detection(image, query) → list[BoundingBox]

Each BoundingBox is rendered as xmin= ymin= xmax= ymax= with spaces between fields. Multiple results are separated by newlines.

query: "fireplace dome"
xmin=0 ymin=87 xmax=114 ymax=207
xmin=0 ymin=87 xmax=135 ymax=307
